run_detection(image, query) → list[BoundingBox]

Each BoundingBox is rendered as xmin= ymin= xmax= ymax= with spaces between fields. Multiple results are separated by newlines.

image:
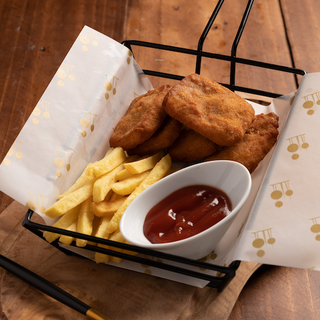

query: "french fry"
xmin=110 ymin=170 xmax=150 ymax=196
xmin=92 ymin=154 xmax=141 ymax=201
xmin=45 ymin=180 xmax=94 ymax=219
xmin=105 ymin=154 xmax=139 ymax=183
xmin=86 ymin=147 xmax=126 ymax=180
xmin=59 ymin=221 xmax=77 ymax=245
xmin=94 ymin=215 xmax=113 ymax=264
xmin=58 ymin=148 xmax=114 ymax=199
xmin=115 ymin=168 xmax=134 ymax=181
xmin=90 ymin=197 xmax=127 ymax=217
xmin=76 ymin=197 xmax=95 ymax=247
xmin=43 ymin=205 xmax=80 ymax=242
xmin=94 ymin=215 xmax=113 ymax=239
xmin=92 ymin=164 xmax=124 ymax=202
xmin=44 ymin=146 xmax=172 ymax=266
xmin=107 ymin=232 xmax=138 ymax=263
xmin=108 ymin=230 xmax=125 ymax=263
xmin=109 ymin=190 xmax=125 ymax=201
xmin=124 ymin=150 xmax=164 ymax=174
xmin=122 ymin=241 xmax=139 ymax=257
xmin=58 ymin=164 xmax=90 ymax=200
xmin=95 ymin=244 xmax=110 ymax=264
xmin=107 ymin=153 xmax=172 ymax=233
xmin=86 ymin=216 xmax=101 ymax=246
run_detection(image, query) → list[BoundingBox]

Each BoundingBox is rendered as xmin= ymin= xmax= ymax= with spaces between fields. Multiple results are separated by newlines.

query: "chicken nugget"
xmin=109 ymin=85 xmax=172 ymax=149
xmin=168 ymin=126 xmax=218 ymax=162
xmin=205 ymin=112 xmax=279 ymax=173
xmin=164 ymin=73 xmax=255 ymax=146
xmin=127 ymin=116 xmax=183 ymax=156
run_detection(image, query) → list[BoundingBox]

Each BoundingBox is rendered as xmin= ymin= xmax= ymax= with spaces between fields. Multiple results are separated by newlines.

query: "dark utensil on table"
xmin=0 ymin=254 xmax=110 ymax=320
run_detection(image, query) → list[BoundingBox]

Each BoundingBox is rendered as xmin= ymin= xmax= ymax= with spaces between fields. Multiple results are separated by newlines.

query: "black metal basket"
xmin=22 ymin=0 xmax=306 ymax=292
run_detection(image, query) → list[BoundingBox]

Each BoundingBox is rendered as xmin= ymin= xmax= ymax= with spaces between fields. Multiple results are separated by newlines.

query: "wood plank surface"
xmin=124 ymin=0 xmax=297 ymax=94
xmin=1 ymin=0 xmax=320 ymax=319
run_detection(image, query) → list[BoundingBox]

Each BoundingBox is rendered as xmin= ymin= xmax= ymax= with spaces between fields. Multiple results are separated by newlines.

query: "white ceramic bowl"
xmin=120 ymin=160 xmax=252 ymax=260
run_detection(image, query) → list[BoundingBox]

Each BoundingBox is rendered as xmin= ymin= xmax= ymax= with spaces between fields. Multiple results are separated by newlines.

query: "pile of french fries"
xmin=43 ymin=147 xmax=172 ymax=264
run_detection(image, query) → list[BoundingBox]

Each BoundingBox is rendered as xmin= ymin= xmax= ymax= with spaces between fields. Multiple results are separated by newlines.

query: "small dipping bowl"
xmin=120 ymin=160 xmax=252 ymax=260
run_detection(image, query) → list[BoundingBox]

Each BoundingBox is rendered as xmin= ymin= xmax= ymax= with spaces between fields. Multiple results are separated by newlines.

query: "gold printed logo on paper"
xmin=104 ymin=75 xmax=119 ymax=100
xmin=80 ymin=30 xmax=99 ymax=52
xmin=3 ymin=141 xmax=23 ymax=166
xmin=32 ymin=101 xmax=50 ymax=125
xmin=54 ymin=150 xmax=73 ymax=177
xmin=198 ymin=252 xmax=217 ymax=271
xmin=286 ymin=134 xmax=309 ymax=160
xmin=270 ymin=180 xmax=293 ymax=208
xmin=302 ymin=91 xmax=320 ymax=115
xmin=80 ymin=110 xmax=97 ymax=137
xmin=310 ymin=216 xmax=320 ymax=241
xmin=252 ymin=228 xmax=276 ymax=258
xmin=26 ymin=192 xmax=47 ymax=213
xmin=127 ymin=49 xmax=133 ymax=65
xmin=288 ymin=92 xmax=296 ymax=106
xmin=56 ymin=64 xmax=75 ymax=87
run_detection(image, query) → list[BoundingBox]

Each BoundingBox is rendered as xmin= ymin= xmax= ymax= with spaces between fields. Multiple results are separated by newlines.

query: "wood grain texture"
xmin=0 ymin=202 xmax=31 ymax=320
xmin=125 ymin=0 xmax=297 ymax=94
xmin=281 ymin=0 xmax=320 ymax=74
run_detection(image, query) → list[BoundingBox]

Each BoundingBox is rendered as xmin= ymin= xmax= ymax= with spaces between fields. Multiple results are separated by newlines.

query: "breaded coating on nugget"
xmin=164 ymin=73 xmax=255 ymax=146
xmin=109 ymin=85 xmax=172 ymax=149
xmin=168 ymin=126 xmax=218 ymax=163
xmin=127 ymin=116 xmax=183 ymax=156
xmin=205 ymin=112 xmax=279 ymax=173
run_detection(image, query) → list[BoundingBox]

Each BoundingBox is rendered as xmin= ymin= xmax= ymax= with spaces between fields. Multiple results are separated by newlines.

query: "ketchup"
xmin=143 ymin=185 xmax=232 ymax=243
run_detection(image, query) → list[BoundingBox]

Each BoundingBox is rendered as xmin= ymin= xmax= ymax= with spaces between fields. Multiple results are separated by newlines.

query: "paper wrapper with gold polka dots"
xmin=221 ymin=73 xmax=320 ymax=272
xmin=0 ymin=26 xmax=152 ymax=222
xmin=0 ymin=26 xmax=319 ymax=287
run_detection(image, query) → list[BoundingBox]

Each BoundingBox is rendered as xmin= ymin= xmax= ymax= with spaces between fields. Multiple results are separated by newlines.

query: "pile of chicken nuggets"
xmin=109 ymin=73 xmax=279 ymax=174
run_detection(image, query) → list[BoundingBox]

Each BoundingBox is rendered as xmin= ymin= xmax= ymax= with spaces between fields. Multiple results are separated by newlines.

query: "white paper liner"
xmin=1 ymin=26 xmax=319 ymax=287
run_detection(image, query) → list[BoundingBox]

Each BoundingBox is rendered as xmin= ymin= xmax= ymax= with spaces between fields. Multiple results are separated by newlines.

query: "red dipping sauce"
xmin=143 ymin=184 xmax=232 ymax=244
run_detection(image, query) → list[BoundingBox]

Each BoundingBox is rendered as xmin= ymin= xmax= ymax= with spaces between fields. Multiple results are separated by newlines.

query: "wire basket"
xmin=22 ymin=0 xmax=306 ymax=292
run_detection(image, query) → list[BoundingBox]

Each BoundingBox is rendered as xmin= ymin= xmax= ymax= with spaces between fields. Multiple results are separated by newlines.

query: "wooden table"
xmin=1 ymin=0 xmax=320 ymax=319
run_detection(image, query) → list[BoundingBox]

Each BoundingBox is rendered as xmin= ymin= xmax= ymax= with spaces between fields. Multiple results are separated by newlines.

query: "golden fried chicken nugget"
xmin=163 ymin=73 xmax=255 ymax=146
xmin=127 ymin=116 xmax=183 ymax=156
xmin=168 ymin=126 xmax=218 ymax=162
xmin=109 ymin=85 xmax=172 ymax=149
xmin=205 ymin=112 xmax=279 ymax=173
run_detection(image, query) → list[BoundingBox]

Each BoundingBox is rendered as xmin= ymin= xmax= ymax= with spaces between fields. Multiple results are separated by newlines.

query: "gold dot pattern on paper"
xmin=270 ymin=180 xmax=293 ymax=208
xmin=26 ymin=192 xmax=47 ymax=213
xmin=301 ymin=91 xmax=320 ymax=115
xmin=3 ymin=141 xmax=23 ymax=166
xmin=127 ymin=49 xmax=133 ymax=64
xmin=288 ymin=92 xmax=296 ymax=106
xmin=80 ymin=31 xmax=99 ymax=52
xmin=286 ymin=134 xmax=309 ymax=160
xmin=32 ymin=101 xmax=50 ymax=125
xmin=56 ymin=64 xmax=75 ymax=87
xmin=197 ymin=252 xmax=218 ymax=271
xmin=80 ymin=110 xmax=97 ymax=137
xmin=252 ymin=228 xmax=276 ymax=258
xmin=309 ymin=217 xmax=320 ymax=241
xmin=54 ymin=150 xmax=73 ymax=178
xmin=104 ymin=75 xmax=119 ymax=100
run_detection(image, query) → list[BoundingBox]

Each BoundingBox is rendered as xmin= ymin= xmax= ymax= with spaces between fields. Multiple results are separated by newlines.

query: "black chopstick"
xmin=0 ymin=254 xmax=110 ymax=320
